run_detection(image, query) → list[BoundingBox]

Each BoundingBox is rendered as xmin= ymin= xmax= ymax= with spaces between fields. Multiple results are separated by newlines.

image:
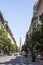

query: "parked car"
xmin=14 ymin=52 xmax=20 ymax=56
xmin=36 ymin=54 xmax=43 ymax=60
xmin=21 ymin=51 xmax=25 ymax=56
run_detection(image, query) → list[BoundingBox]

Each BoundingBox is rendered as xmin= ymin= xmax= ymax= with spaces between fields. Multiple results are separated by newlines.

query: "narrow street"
xmin=0 ymin=55 xmax=43 ymax=65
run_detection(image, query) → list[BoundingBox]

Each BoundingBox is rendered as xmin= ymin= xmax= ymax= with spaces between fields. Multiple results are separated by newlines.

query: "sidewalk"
xmin=37 ymin=60 xmax=43 ymax=62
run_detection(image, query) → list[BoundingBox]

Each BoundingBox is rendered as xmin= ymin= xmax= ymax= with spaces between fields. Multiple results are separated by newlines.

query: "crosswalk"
xmin=0 ymin=64 xmax=33 ymax=65
xmin=0 ymin=63 xmax=43 ymax=65
xmin=15 ymin=63 xmax=33 ymax=65
xmin=1 ymin=63 xmax=43 ymax=65
xmin=16 ymin=64 xmax=26 ymax=65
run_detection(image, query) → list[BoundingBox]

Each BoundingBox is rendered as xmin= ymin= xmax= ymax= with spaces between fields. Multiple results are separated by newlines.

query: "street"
xmin=0 ymin=55 xmax=43 ymax=65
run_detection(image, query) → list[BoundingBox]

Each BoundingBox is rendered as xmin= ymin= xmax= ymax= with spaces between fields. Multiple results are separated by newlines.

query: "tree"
xmin=30 ymin=13 xmax=43 ymax=52
xmin=0 ymin=27 xmax=19 ymax=54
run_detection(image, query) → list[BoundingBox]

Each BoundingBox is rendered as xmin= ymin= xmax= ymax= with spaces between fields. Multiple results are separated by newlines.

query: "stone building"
xmin=25 ymin=0 xmax=43 ymax=43
xmin=28 ymin=0 xmax=43 ymax=34
xmin=0 ymin=11 xmax=16 ymax=44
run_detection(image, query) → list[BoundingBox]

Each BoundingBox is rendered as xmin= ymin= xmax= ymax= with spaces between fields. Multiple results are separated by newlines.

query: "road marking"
xmin=22 ymin=64 xmax=26 ymax=65
xmin=8 ymin=64 xmax=12 ymax=65
xmin=16 ymin=64 xmax=26 ymax=65
xmin=15 ymin=63 xmax=33 ymax=65
xmin=29 ymin=64 xmax=33 ymax=65
xmin=16 ymin=64 xmax=20 ymax=65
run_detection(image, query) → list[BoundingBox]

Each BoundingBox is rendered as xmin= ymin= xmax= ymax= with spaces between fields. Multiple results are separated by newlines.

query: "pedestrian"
xmin=24 ymin=52 xmax=28 ymax=64
xmin=32 ymin=52 xmax=35 ymax=62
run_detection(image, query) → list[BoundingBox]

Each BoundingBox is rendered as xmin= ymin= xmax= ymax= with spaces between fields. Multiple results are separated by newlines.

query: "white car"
xmin=14 ymin=52 xmax=20 ymax=56
xmin=36 ymin=55 xmax=43 ymax=60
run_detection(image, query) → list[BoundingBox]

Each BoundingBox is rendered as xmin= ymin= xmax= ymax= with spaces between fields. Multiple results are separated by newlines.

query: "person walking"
xmin=32 ymin=52 xmax=35 ymax=62
xmin=24 ymin=52 xmax=28 ymax=64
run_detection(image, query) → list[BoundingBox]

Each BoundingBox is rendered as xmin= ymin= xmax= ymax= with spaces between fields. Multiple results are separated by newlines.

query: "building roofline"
xmin=0 ymin=11 xmax=5 ymax=24
xmin=5 ymin=20 xmax=16 ymax=44
xmin=0 ymin=11 xmax=16 ymax=44
xmin=35 ymin=0 xmax=41 ymax=10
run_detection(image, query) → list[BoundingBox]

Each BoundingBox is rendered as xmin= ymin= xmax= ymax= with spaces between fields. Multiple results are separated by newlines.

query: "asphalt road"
xmin=0 ymin=54 xmax=43 ymax=65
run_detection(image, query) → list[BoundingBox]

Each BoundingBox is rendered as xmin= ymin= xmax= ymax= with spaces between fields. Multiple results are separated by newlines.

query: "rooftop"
xmin=35 ymin=0 xmax=41 ymax=10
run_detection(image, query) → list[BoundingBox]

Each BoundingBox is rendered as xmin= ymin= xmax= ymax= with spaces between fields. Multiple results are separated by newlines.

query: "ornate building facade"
xmin=25 ymin=0 xmax=43 ymax=43
xmin=0 ymin=11 xmax=16 ymax=44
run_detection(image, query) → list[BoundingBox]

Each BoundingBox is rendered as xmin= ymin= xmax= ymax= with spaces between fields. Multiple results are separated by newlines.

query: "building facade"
xmin=25 ymin=0 xmax=43 ymax=43
xmin=27 ymin=0 xmax=43 ymax=36
xmin=0 ymin=11 xmax=16 ymax=44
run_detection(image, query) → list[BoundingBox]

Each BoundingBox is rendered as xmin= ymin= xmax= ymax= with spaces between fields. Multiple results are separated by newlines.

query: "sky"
xmin=0 ymin=0 xmax=37 ymax=47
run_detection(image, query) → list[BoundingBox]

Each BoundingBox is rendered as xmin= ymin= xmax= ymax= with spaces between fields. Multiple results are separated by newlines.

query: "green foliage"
xmin=0 ymin=27 xmax=18 ymax=54
xmin=23 ymin=13 xmax=43 ymax=53
xmin=30 ymin=14 xmax=43 ymax=52
xmin=22 ymin=43 xmax=29 ymax=53
xmin=39 ymin=13 xmax=43 ymax=23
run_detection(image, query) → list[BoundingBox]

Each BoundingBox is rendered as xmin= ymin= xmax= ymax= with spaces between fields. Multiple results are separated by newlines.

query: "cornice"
xmin=35 ymin=0 xmax=41 ymax=10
